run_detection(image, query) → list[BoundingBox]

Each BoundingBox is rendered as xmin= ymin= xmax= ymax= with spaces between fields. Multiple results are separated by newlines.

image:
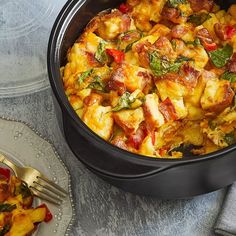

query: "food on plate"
xmin=61 ymin=0 xmax=236 ymax=158
xmin=0 ymin=167 xmax=52 ymax=236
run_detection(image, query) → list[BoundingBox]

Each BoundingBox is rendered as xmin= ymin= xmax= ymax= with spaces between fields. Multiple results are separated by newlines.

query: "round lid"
xmin=0 ymin=0 xmax=68 ymax=98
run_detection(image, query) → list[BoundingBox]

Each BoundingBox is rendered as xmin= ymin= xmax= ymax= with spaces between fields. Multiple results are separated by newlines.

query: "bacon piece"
xmin=196 ymin=28 xmax=217 ymax=51
xmin=106 ymin=66 xmax=126 ymax=95
xmin=134 ymin=41 xmax=154 ymax=68
xmin=188 ymin=0 xmax=214 ymax=12
xmin=227 ymin=53 xmax=236 ymax=73
xmin=154 ymin=36 xmax=176 ymax=59
xmin=214 ymin=23 xmax=226 ymax=41
xmin=159 ymin=97 xmax=178 ymax=121
xmin=120 ymin=14 xmax=132 ymax=32
xmin=171 ymin=25 xmax=188 ymax=39
xmin=127 ymin=122 xmax=147 ymax=149
xmin=161 ymin=6 xmax=180 ymax=23
xmin=86 ymin=52 xmax=101 ymax=67
xmin=179 ymin=63 xmax=200 ymax=89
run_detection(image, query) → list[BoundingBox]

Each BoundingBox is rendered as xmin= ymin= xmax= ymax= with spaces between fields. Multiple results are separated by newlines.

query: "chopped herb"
xmin=95 ymin=41 xmax=108 ymax=64
xmin=17 ymin=182 xmax=32 ymax=198
xmin=0 ymin=204 xmax=16 ymax=212
xmin=220 ymin=71 xmax=236 ymax=83
xmin=175 ymin=55 xmax=193 ymax=63
xmin=149 ymin=51 xmax=164 ymax=76
xmin=0 ymin=224 xmax=10 ymax=236
xmin=188 ymin=13 xmax=211 ymax=26
xmin=125 ymin=40 xmax=138 ymax=52
xmin=88 ymin=76 xmax=106 ymax=92
xmin=112 ymin=92 xmax=135 ymax=112
xmin=208 ymin=44 xmax=233 ymax=68
xmin=149 ymin=51 xmax=191 ymax=76
xmin=185 ymin=38 xmax=201 ymax=46
xmin=167 ymin=0 xmax=187 ymax=8
xmin=224 ymin=132 xmax=236 ymax=145
xmin=78 ymin=69 xmax=93 ymax=84
xmin=125 ymin=31 xmax=143 ymax=52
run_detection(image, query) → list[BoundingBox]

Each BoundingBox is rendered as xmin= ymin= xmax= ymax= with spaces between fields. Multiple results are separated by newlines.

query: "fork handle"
xmin=0 ymin=153 xmax=19 ymax=176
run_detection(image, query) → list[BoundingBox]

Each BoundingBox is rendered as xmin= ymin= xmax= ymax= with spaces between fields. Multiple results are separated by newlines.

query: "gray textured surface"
xmin=0 ymin=89 xmax=226 ymax=236
xmin=215 ymin=185 xmax=236 ymax=236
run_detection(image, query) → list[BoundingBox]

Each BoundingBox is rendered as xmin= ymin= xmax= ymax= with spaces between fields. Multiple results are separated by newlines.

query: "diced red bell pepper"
xmin=225 ymin=25 xmax=236 ymax=40
xmin=106 ymin=49 xmax=125 ymax=64
xmin=0 ymin=167 xmax=10 ymax=180
xmin=118 ymin=3 xmax=131 ymax=14
xmin=203 ymin=41 xmax=218 ymax=51
xmin=37 ymin=203 xmax=53 ymax=223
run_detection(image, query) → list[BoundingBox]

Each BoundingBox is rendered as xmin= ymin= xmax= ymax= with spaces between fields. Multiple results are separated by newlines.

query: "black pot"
xmin=48 ymin=0 xmax=236 ymax=198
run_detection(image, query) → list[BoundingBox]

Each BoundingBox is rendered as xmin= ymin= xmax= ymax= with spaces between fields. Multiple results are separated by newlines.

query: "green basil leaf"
xmin=208 ymin=44 xmax=233 ymax=68
xmin=149 ymin=51 xmax=163 ymax=76
xmin=220 ymin=71 xmax=236 ymax=83
xmin=88 ymin=76 xmax=106 ymax=92
xmin=0 ymin=204 xmax=16 ymax=212
xmin=95 ymin=41 xmax=108 ymax=64
xmin=112 ymin=92 xmax=134 ymax=112
xmin=188 ymin=13 xmax=211 ymax=26
xmin=224 ymin=132 xmax=236 ymax=145
xmin=0 ymin=224 xmax=10 ymax=236
xmin=78 ymin=69 xmax=93 ymax=84
xmin=18 ymin=182 xmax=32 ymax=198
xmin=168 ymin=0 xmax=187 ymax=8
xmin=149 ymin=51 xmax=190 ymax=76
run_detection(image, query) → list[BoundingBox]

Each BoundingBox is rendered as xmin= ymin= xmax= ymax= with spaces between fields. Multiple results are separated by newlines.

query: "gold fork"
xmin=0 ymin=153 xmax=67 ymax=205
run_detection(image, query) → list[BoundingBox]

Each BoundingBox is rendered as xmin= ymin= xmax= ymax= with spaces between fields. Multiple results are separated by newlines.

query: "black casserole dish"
xmin=48 ymin=0 xmax=236 ymax=198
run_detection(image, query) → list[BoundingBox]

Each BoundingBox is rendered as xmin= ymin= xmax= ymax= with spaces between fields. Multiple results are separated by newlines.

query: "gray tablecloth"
xmin=214 ymin=184 xmax=236 ymax=236
xmin=0 ymin=88 xmax=227 ymax=236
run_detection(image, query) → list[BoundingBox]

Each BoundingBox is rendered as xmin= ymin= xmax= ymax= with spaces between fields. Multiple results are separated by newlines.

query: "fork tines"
xmin=31 ymin=176 xmax=68 ymax=206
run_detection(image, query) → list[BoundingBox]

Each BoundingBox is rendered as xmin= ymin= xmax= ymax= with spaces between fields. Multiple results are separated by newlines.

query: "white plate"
xmin=0 ymin=117 xmax=75 ymax=235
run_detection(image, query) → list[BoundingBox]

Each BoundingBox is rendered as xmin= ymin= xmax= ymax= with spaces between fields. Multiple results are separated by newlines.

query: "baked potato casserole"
xmin=61 ymin=0 xmax=236 ymax=158
xmin=0 ymin=167 xmax=52 ymax=236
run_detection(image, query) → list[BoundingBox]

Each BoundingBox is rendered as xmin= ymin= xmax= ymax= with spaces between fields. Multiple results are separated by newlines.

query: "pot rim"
xmin=47 ymin=0 xmax=236 ymax=169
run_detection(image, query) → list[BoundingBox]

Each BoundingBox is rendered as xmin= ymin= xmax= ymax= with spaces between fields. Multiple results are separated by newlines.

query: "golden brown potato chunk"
xmin=201 ymin=79 xmax=234 ymax=113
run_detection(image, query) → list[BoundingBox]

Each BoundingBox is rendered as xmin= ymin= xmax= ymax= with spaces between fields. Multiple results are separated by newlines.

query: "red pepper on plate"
xmin=0 ymin=167 xmax=10 ymax=180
